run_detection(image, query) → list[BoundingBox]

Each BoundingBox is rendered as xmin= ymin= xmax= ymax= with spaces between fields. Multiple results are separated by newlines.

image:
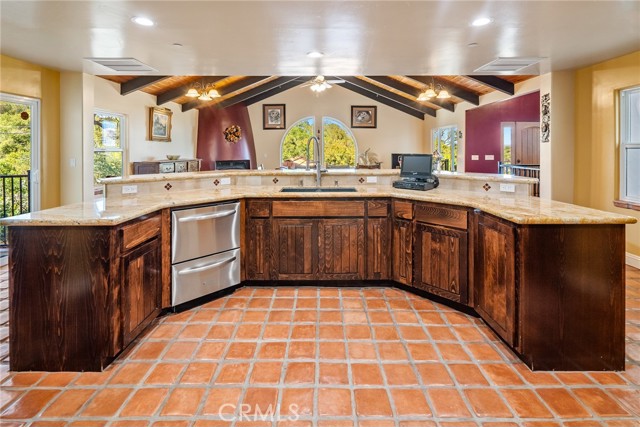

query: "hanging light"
xmin=417 ymin=78 xmax=451 ymax=101
xmin=185 ymin=80 xmax=222 ymax=100
xmin=309 ymin=75 xmax=332 ymax=93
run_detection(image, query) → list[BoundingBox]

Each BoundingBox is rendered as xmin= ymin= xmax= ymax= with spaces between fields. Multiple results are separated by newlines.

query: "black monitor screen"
xmin=400 ymin=154 xmax=433 ymax=180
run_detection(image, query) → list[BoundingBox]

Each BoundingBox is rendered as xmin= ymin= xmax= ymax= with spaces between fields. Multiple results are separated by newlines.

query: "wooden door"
xmin=414 ymin=224 xmax=468 ymax=303
xmin=271 ymin=218 xmax=316 ymax=280
xmin=246 ymin=217 xmax=271 ymax=280
xmin=513 ymin=122 xmax=540 ymax=165
xmin=367 ymin=217 xmax=391 ymax=279
xmin=122 ymin=237 xmax=162 ymax=346
xmin=392 ymin=219 xmax=413 ymax=285
xmin=318 ymin=218 xmax=365 ymax=279
xmin=474 ymin=213 xmax=516 ymax=346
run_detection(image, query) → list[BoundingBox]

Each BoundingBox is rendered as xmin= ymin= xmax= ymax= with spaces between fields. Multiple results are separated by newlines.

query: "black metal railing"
xmin=498 ymin=162 xmax=540 ymax=197
xmin=1 ymin=171 xmax=30 ymax=246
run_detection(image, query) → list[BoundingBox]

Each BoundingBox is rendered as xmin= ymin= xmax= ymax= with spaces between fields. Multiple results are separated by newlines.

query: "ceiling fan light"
xmin=198 ymin=92 xmax=212 ymax=101
xmin=424 ymin=88 xmax=437 ymax=98
xmin=186 ymin=88 xmax=200 ymax=97
xmin=207 ymin=88 xmax=221 ymax=98
xmin=417 ymin=91 xmax=430 ymax=101
xmin=437 ymin=89 xmax=451 ymax=99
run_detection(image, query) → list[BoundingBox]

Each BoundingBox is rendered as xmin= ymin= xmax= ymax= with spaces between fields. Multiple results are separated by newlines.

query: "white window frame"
xmin=620 ymin=86 xmax=640 ymax=203
xmin=93 ymin=109 xmax=126 ymax=181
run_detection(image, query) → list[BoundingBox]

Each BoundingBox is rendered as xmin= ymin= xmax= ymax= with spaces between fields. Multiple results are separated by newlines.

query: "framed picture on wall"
xmin=149 ymin=106 xmax=173 ymax=142
xmin=263 ymin=104 xmax=286 ymax=129
xmin=351 ymin=105 xmax=377 ymax=128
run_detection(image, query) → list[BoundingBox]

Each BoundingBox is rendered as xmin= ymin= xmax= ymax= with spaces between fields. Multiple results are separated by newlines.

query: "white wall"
xmin=247 ymin=85 xmax=426 ymax=169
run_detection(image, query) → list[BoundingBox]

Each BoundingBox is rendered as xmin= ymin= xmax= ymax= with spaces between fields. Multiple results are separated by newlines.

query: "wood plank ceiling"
xmin=99 ymin=75 xmax=535 ymax=119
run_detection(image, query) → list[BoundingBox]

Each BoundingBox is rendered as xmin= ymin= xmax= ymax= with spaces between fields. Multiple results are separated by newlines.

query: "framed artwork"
xmin=351 ymin=105 xmax=377 ymax=128
xmin=263 ymin=104 xmax=286 ymax=129
xmin=149 ymin=106 xmax=173 ymax=142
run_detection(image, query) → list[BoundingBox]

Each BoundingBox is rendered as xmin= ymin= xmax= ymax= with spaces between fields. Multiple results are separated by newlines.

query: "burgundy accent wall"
xmin=465 ymin=91 xmax=540 ymax=173
xmin=196 ymin=104 xmax=257 ymax=170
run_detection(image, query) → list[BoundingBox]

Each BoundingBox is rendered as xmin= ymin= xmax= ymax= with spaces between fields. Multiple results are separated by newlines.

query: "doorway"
xmin=501 ymin=121 xmax=541 ymax=196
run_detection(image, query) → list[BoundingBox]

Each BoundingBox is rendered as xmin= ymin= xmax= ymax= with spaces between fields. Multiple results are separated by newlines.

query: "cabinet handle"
xmin=177 ymin=209 xmax=236 ymax=223
xmin=177 ymin=256 xmax=237 ymax=275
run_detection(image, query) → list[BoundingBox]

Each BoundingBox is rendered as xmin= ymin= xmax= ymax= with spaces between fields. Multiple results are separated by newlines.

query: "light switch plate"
xmin=471 ymin=155 xmax=479 ymax=160
xmin=500 ymin=183 xmax=516 ymax=193
xmin=485 ymin=154 xmax=495 ymax=160
xmin=122 ymin=185 xmax=138 ymax=194
xmin=366 ymin=176 xmax=378 ymax=183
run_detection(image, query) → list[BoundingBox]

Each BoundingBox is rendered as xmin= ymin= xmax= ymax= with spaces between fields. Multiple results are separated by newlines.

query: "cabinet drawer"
xmin=415 ymin=203 xmax=467 ymax=230
xmin=247 ymin=200 xmax=271 ymax=218
xmin=367 ymin=200 xmax=389 ymax=217
xmin=273 ymin=200 xmax=365 ymax=217
xmin=121 ymin=214 xmax=162 ymax=252
xmin=393 ymin=200 xmax=413 ymax=220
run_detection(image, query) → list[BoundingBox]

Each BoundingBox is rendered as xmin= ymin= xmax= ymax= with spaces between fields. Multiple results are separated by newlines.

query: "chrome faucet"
xmin=306 ymin=136 xmax=322 ymax=186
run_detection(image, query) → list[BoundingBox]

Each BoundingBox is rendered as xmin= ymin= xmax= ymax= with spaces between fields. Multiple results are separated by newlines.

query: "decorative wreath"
xmin=223 ymin=125 xmax=242 ymax=143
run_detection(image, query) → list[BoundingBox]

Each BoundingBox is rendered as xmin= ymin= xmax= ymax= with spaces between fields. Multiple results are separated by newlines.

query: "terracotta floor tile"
xmin=178 ymin=323 xmax=211 ymax=339
xmin=480 ymin=363 xmax=524 ymax=386
xmin=376 ymin=342 xmax=408 ymax=360
xmin=318 ymin=388 xmax=352 ymax=416
xmin=555 ymin=372 xmax=595 ymax=385
xmin=165 ymin=310 xmax=195 ymax=323
xmin=387 ymin=300 xmax=412 ymax=311
xmin=588 ymin=371 xmax=628 ymax=385
xmin=181 ymin=362 xmax=217 ymax=384
xmin=319 ymin=341 xmax=346 ymax=359
xmin=608 ymin=389 xmax=640 ymax=416
xmin=201 ymin=387 xmax=242 ymax=415
xmin=320 ymin=298 xmax=341 ymax=309
xmin=319 ymin=288 xmax=340 ymax=297
xmin=263 ymin=324 xmax=290 ymax=340
xmin=145 ymin=363 xmax=185 ymax=384
xmin=217 ymin=310 xmax=244 ymax=323
xmin=343 ymin=311 xmax=368 ymax=324
xmin=119 ymin=388 xmax=169 ymax=417
xmin=345 ymin=325 xmax=372 ymax=339
xmin=383 ymin=364 xmax=419 ymax=385
xmin=394 ymin=311 xmax=419 ymax=323
xmin=81 ymin=388 xmax=133 ymax=417
xmin=280 ymin=388 xmax=313 ymax=416
xmin=399 ymin=325 xmax=429 ymax=340
xmin=449 ymin=364 xmax=489 ymax=385
xmin=152 ymin=422 xmax=191 ymax=427
xmin=536 ymin=388 xmax=592 ymax=418
xmin=373 ymin=325 xmax=400 ymax=340
xmin=271 ymin=298 xmax=294 ymax=309
xmin=226 ymin=342 xmax=257 ymax=359
xmin=284 ymin=362 xmax=315 ymax=384
xmin=317 ymin=421 xmax=354 ymax=427
xmin=250 ymin=362 xmax=283 ymax=384
xmin=420 ymin=312 xmax=446 ymax=325
xmin=500 ymin=389 xmax=553 ymax=418
xmin=443 ymin=311 xmax=474 ymax=325
xmin=406 ymin=343 xmax=438 ymax=361
xmin=416 ymin=363 xmax=455 ymax=386
xmin=298 ymin=288 xmax=318 ymax=297
xmin=428 ymin=388 xmax=472 ymax=418
xmin=269 ymin=310 xmax=292 ymax=322
xmin=235 ymin=324 xmax=263 ymax=339
xmin=288 ymin=341 xmax=315 ymax=359
xmin=342 ymin=299 xmax=364 ymax=310
xmin=196 ymin=342 xmax=228 ymax=360
xmin=40 ymin=389 xmax=95 ymax=417
xmin=248 ymin=299 xmax=271 ymax=309
xmin=72 ymin=370 xmax=115 ymax=386
xmin=319 ymin=363 xmax=349 ymax=385
xmin=296 ymin=298 xmax=317 ymax=309
xmin=291 ymin=324 xmax=316 ymax=339
xmin=318 ymin=325 xmax=343 ymax=340
xmin=258 ymin=342 xmax=287 ymax=359
xmin=351 ymin=363 xmax=384 ymax=385
xmin=319 ymin=310 xmax=342 ymax=323
xmin=465 ymin=343 xmax=504 ymax=361
xmin=465 ymin=388 xmax=513 ymax=418
xmin=366 ymin=299 xmax=388 ymax=310
xmin=573 ymin=388 xmax=631 ymax=416
xmin=293 ymin=311 xmax=317 ymax=322
xmin=0 ymin=389 xmax=23 ymax=412
xmin=109 ymin=362 xmax=153 ymax=385
xmin=354 ymin=388 xmax=392 ymax=416
xmin=391 ymin=388 xmax=432 ymax=416
xmin=160 ymin=387 xmax=205 ymax=416
xmin=1 ymin=389 xmax=59 ymax=418
xmin=427 ymin=326 xmax=457 ymax=341
xmin=35 ymin=372 xmax=77 ymax=388
xmin=216 ymin=363 xmax=250 ymax=384
xmin=348 ymin=342 xmax=378 ymax=360
xmin=241 ymin=388 xmax=278 ymax=414
xmin=513 ymin=363 xmax=559 ymax=385
xmin=190 ymin=310 xmax=220 ymax=322
xmin=163 ymin=341 xmax=198 ymax=360
xmin=369 ymin=311 xmax=394 ymax=324
xmin=454 ymin=326 xmax=486 ymax=342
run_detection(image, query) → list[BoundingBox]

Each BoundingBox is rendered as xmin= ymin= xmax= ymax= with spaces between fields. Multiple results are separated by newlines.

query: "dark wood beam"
xmin=120 ymin=76 xmax=169 ymax=95
xmin=406 ymin=76 xmax=480 ymax=105
xmin=181 ymin=76 xmax=270 ymax=112
xmin=366 ymin=76 xmax=455 ymax=112
xmin=243 ymin=77 xmax=306 ymax=106
xmin=465 ymin=75 xmax=515 ymax=95
xmin=216 ymin=77 xmax=303 ymax=109
xmin=336 ymin=76 xmax=434 ymax=118
xmin=156 ymin=76 xmax=228 ymax=105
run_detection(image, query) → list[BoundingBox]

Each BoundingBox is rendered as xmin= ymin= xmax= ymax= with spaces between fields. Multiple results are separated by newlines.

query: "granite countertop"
xmin=1 ymin=185 xmax=636 ymax=227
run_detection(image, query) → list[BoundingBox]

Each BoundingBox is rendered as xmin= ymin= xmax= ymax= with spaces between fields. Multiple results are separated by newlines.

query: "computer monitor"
xmin=400 ymin=154 xmax=433 ymax=181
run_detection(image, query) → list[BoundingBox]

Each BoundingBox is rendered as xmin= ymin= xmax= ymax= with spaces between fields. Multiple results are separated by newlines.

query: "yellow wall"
xmin=574 ymin=51 xmax=640 ymax=257
xmin=0 ymin=55 xmax=60 ymax=209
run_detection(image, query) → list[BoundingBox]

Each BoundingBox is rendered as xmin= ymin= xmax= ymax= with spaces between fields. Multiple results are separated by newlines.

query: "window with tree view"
xmin=93 ymin=111 xmax=124 ymax=181
xmin=281 ymin=116 xmax=357 ymax=168
xmin=432 ymin=125 xmax=458 ymax=171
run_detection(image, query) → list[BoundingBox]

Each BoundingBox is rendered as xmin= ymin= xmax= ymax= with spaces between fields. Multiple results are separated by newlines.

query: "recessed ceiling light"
xmin=307 ymin=51 xmax=324 ymax=58
xmin=471 ymin=17 xmax=492 ymax=27
xmin=131 ymin=16 xmax=154 ymax=27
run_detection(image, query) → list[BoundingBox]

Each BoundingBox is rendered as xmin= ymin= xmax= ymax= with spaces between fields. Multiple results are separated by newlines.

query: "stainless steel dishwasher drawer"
xmin=171 ymin=202 xmax=240 ymax=264
xmin=171 ymin=248 xmax=240 ymax=306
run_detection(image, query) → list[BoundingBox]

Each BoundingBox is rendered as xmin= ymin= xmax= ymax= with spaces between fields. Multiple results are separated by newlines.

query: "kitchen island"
xmin=3 ymin=170 xmax=636 ymax=372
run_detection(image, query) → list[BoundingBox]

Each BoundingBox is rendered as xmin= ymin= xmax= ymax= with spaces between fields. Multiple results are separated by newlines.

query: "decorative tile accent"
xmin=272 ymin=177 xmax=279 ymax=184
xmin=359 ymin=177 xmax=366 ymax=184
xmin=213 ymin=179 xmax=220 ymax=186
xmin=483 ymin=183 xmax=491 ymax=192
xmin=164 ymin=183 xmax=172 ymax=191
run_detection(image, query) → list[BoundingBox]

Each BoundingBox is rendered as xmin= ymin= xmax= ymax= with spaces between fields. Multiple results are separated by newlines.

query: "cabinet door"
xmin=367 ymin=217 xmax=391 ymax=280
xmin=318 ymin=218 xmax=365 ymax=280
xmin=271 ymin=219 xmax=316 ymax=280
xmin=246 ymin=217 xmax=271 ymax=280
xmin=474 ymin=213 xmax=516 ymax=346
xmin=414 ymin=223 xmax=468 ymax=303
xmin=122 ymin=237 xmax=162 ymax=346
xmin=392 ymin=219 xmax=413 ymax=285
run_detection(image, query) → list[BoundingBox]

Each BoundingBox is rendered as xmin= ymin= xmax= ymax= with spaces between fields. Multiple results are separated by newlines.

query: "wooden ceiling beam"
xmin=465 ymin=75 xmax=515 ymax=95
xmin=366 ymin=76 xmax=455 ymax=112
xmin=406 ymin=76 xmax=480 ymax=105
xmin=336 ymin=76 xmax=434 ymax=118
xmin=216 ymin=76 xmax=303 ymax=109
xmin=156 ymin=76 xmax=228 ymax=105
xmin=120 ymin=76 xmax=170 ymax=95
xmin=243 ymin=77 xmax=306 ymax=106
xmin=181 ymin=76 xmax=270 ymax=112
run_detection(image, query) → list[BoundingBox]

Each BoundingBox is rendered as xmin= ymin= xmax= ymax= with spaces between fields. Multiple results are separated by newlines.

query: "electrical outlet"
xmin=220 ymin=177 xmax=231 ymax=185
xmin=500 ymin=183 xmax=516 ymax=193
xmin=471 ymin=155 xmax=479 ymax=160
xmin=366 ymin=176 xmax=378 ymax=183
xmin=122 ymin=185 xmax=138 ymax=194
xmin=485 ymin=154 xmax=495 ymax=160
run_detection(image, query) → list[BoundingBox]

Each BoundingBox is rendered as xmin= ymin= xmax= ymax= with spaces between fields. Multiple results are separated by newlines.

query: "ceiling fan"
xmin=301 ymin=75 xmax=345 ymax=92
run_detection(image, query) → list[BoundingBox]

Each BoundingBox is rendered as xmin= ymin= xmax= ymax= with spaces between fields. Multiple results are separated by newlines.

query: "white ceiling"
xmin=1 ymin=1 xmax=639 ymax=76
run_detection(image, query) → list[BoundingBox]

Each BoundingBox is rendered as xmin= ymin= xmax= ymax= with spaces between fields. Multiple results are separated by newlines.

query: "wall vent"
xmin=474 ymin=57 xmax=544 ymax=73
xmin=85 ymin=57 xmax=157 ymax=72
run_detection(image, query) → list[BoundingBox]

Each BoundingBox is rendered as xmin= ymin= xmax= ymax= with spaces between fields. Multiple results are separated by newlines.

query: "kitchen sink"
xmin=280 ymin=187 xmax=358 ymax=193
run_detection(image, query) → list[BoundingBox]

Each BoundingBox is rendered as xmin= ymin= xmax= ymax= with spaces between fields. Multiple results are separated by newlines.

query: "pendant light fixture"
xmin=417 ymin=78 xmax=451 ymax=101
xmin=185 ymin=80 xmax=221 ymax=101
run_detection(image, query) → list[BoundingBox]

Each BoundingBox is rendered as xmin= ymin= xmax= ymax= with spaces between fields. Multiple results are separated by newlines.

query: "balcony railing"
xmin=1 ymin=171 xmax=30 ymax=246
xmin=498 ymin=162 xmax=540 ymax=197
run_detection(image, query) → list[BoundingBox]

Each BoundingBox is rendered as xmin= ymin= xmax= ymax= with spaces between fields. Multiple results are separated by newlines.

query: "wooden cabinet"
xmin=474 ymin=212 xmax=516 ymax=346
xmin=271 ymin=218 xmax=317 ymax=279
xmin=366 ymin=200 xmax=390 ymax=280
xmin=246 ymin=201 xmax=271 ymax=280
xmin=391 ymin=200 xmax=413 ymax=285
xmin=318 ymin=218 xmax=365 ymax=279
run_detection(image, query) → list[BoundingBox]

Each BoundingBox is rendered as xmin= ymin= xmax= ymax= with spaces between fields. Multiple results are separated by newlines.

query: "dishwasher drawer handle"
xmin=177 ymin=255 xmax=237 ymax=275
xmin=177 ymin=209 xmax=236 ymax=223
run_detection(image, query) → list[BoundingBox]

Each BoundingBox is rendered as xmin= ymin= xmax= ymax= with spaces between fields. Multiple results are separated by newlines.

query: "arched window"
xmin=280 ymin=116 xmax=357 ymax=169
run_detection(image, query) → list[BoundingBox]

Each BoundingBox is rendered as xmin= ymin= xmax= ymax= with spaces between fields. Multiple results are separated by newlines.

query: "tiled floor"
xmin=0 ymin=267 xmax=639 ymax=426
